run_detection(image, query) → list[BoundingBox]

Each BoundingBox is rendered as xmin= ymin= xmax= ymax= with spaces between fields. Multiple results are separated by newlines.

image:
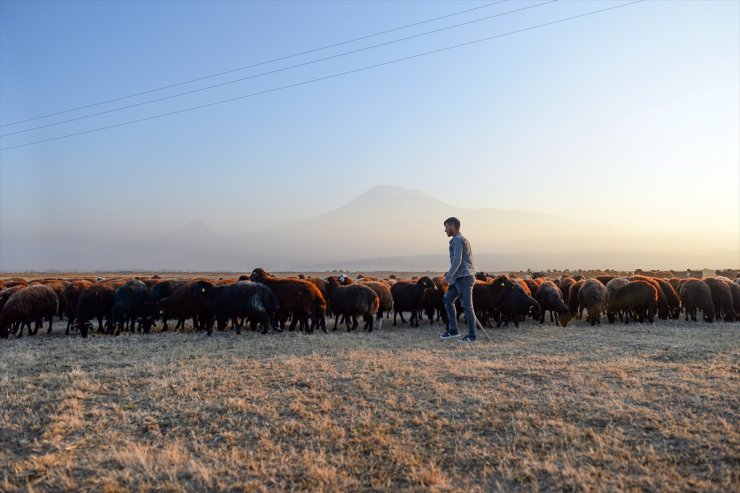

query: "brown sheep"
xmin=679 ymin=279 xmax=715 ymax=322
xmin=608 ymin=281 xmax=658 ymax=324
xmin=578 ymin=279 xmax=607 ymax=326
xmin=655 ymin=278 xmax=681 ymax=320
xmin=595 ymin=275 xmax=616 ymax=286
xmin=0 ymin=285 xmax=58 ymax=338
xmin=668 ymin=278 xmax=682 ymax=294
xmin=727 ymin=281 xmax=740 ymax=320
xmin=522 ymin=279 xmax=539 ymax=296
xmin=59 ymin=280 xmax=93 ymax=334
xmin=0 ymin=285 xmax=25 ymax=314
xmin=511 ymin=277 xmax=531 ymax=296
xmin=360 ymin=280 xmax=393 ymax=323
xmin=559 ymin=277 xmax=576 ymax=304
xmin=424 ymin=276 xmax=449 ymax=327
xmin=0 ymin=280 xmax=28 ymax=289
xmin=605 ymin=278 xmax=630 ymax=323
xmin=629 ymin=275 xmax=669 ymax=319
xmin=250 ymin=268 xmax=326 ymax=333
xmin=472 ymin=275 xmax=516 ymax=327
xmin=568 ymin=280 xmax=586 ymax=318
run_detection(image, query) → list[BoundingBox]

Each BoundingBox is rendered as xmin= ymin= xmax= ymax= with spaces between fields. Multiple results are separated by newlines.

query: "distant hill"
xmin=1 ymin=185 xmax=737 ymax=271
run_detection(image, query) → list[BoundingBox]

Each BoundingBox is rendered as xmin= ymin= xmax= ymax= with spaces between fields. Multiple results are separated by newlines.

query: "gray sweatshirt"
xmin=445 ymin=233 xmax=476 ymax=281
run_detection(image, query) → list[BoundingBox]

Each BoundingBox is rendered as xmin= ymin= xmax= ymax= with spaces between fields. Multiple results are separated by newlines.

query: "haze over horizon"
xmin=1 ymin=185 xmax=737 ymax=272
xmin=1 ymin=1 xmax=738 ymax=271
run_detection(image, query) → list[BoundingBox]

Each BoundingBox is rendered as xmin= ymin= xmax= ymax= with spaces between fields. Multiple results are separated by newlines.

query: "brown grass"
xmin=1 ymin=317 xmax=738 ymax=492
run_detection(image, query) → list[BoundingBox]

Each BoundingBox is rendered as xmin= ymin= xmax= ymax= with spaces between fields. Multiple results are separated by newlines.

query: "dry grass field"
xmin=1 ymin=316 xmax=738 ymax=492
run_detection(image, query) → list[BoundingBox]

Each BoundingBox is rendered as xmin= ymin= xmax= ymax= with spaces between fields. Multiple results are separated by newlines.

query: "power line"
xmin=0 ymin=1 xmax=507 ymax=128
xmin=1 ymin=0 xmax=556 ymax=138
xmin=0 ymin=1 xmax=646 ymax=152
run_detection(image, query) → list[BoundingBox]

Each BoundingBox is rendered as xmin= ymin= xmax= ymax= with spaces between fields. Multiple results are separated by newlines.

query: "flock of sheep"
xmin=1 ymin=269 xmax=739 ymax=340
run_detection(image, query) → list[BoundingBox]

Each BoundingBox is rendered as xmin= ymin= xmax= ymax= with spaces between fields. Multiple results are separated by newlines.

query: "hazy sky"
xmin=1 ymin=1 xmax=738 ymax=249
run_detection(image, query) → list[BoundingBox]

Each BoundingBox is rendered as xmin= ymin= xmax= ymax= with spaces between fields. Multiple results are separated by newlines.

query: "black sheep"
xmin=140 ymin=280 xmax=209 ymax=332
xmin=703 ymin=278 xmax=736 ymax=322
xmin=497 ymin=285 xmax=540 ymax=328
xmin=75 ymin=283 xmax=116 ymax=337
xmin=326 ymin=277 xmax=380 ymax=332
xmin=192 ymin=280 xmax=279 ymax=335
xmin=111 ymin=280 xmax=149 ymax=335
xmin=390 ymin=277 xmax=435 ymax=327
xmin=471 ymin=275 xmax=515 ymax=327
xmin=679 ymin=279 xmax=715 ymax=322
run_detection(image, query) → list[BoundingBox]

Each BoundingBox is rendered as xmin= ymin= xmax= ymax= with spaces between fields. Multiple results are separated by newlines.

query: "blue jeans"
xmin=443 ymin=275 xmax=477 ymax=338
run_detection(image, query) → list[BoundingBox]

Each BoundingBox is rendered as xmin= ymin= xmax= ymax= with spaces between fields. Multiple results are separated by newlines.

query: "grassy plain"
xmin=1 ymin=316 xmax=738 ymax=492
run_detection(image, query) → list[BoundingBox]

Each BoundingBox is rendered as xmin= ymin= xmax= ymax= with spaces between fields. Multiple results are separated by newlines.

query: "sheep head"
xmin=192 ymin=280 xmax=214 ymax=295
xmin=250 ymin=268 xmax=269 ymax=282
xmin=417 ymin=276 xmax=435 ymax=290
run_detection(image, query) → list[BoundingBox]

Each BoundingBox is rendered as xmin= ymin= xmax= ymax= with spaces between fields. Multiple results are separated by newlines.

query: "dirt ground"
xmin=1 ymin=316 xmax=738 ymax=492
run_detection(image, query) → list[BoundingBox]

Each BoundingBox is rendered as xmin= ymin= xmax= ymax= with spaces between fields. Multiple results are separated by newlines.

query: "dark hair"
xmin=443 ymin=217 xmax=460 ymax=228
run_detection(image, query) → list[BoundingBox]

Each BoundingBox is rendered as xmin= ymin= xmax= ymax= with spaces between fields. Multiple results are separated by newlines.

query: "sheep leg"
xmin=333 ymin=315 xmax=339 ymax=331
xmin=259 ymin=314 xmax=270 ymax=335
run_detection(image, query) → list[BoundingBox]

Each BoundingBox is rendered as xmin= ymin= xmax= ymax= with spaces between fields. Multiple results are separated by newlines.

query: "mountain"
xmin=1 ymin=185 xmax=737 ymax=271
xmin=229 ymin=185 xmax=593 ymax=268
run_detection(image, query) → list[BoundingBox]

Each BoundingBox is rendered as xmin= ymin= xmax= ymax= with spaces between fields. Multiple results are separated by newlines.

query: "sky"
xmin=0 ymin=0 xmax=738 ymax=267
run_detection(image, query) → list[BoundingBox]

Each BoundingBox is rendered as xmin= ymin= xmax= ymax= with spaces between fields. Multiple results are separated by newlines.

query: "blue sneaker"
xmin=457 ymin=335 xmax=477 ymax=343
xmin=440 ymin=330 xmax=461 ymax=340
